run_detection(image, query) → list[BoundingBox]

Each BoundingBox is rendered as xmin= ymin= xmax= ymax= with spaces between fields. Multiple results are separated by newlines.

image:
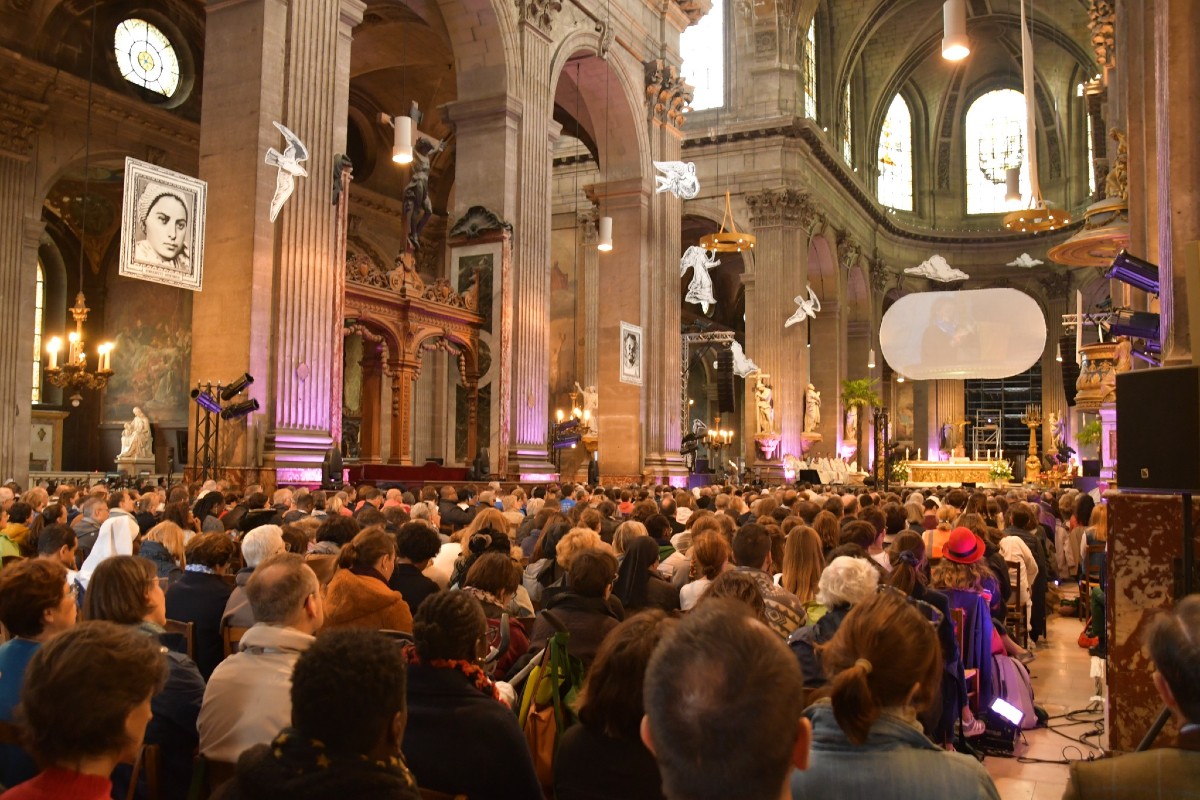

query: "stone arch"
xmin=437 ymin=0 xmax=517 ymax=101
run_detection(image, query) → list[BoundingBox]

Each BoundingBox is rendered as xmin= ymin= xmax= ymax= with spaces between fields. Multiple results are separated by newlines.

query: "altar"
xmin=906 ymin=459 xmax=993 ymax=487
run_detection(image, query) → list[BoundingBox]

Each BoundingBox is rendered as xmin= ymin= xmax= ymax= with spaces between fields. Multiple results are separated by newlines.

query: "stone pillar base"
xmin=115 ymin=457 xmax=156 ymax=478
xmin=263 ymin=430 xmax=335 ymax=489
xmin=507 ymin=447 xmax=557 ymax=482
xmin=644 ymin=452 xmax=689 ymax=488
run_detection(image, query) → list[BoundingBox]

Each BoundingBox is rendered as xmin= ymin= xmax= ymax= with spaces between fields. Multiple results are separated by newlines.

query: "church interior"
xmin=0 ymin=0 xmax=1199 ymax=797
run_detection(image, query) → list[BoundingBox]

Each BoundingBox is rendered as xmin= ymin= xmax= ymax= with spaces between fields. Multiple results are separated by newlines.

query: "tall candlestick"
xmin=917 ymin=448 xmax=922 ymax=460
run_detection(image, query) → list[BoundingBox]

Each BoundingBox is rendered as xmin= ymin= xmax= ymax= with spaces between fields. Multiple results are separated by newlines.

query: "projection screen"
xmin=880 ymin=288 xmax=1046 ymax=380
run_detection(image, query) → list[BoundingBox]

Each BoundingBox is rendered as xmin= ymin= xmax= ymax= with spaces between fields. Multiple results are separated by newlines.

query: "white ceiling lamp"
xmin=392 ymin=115 xmax=413 ymax=164
xmin=868 ymin=348 xmax=876 ymax=369
xmin=1056 ymin=342 xmax=1063 ymax=362
xmin=597 ymin=216 xmax=613 ymax=252
xmin=942 ymin=0 xmax=971 ymax=61
xmin=1005 ymin=166 xmax=1022 ymax=204
xmin=897 ymin=374 xmax=905 ymax=383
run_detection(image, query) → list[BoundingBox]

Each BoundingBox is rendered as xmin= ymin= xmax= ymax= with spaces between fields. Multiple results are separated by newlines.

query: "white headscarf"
xmin=77 ymin=513 xmax=137 ymax=589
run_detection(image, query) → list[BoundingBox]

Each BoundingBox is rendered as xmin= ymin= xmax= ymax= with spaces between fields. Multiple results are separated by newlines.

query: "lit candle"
xmin=68 ymin=332 xmax=79 ymax=364
xmin=556 ymin=409 xmax=564 ymax=422
xmin=917 ymin=448 xmax=922 ymax=460
xmin=905 ymin=447 xmax=910 ymax=461
xmin=47 ymin=338 xmax=60 ymax=370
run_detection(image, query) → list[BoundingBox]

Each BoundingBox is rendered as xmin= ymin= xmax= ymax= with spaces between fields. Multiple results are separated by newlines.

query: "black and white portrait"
xmin=619 ymin=321 xmax=642 ymax=386
xmin=119 ymin=157 xmax=207 ymax=291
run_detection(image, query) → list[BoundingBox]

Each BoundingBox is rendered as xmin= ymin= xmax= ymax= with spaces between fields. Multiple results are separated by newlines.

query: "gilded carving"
xmin=1088 ymin=0 xmax=1116 ymax=69
xmin=643 ymin=59 xmax=693 ymax=129
xmin=1105 ymin=129 xmax=1128 ymax=202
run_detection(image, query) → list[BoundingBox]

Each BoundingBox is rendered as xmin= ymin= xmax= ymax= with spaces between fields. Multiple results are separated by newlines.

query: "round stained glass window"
xmin=114 ymin=18 xmax=180 ymax=98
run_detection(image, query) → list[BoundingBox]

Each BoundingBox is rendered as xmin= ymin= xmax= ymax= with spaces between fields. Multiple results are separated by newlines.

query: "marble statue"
xmin=1048 ymin=410 xmax=1067 ymax=450
xmin=680 ymin=246 xmax=720 ymax=306
xmin=574 ymin=381 xmax=598 ymax=418
xmin=117 ymin=407 xmax=153 ymax=460
xmin=1114 ymin=335 xmax=1133 ymax=373
xmin=845 ymin=405 xmax=858 ymax=442
xmin=754 ymin=375 xmax=775 ymax=434
xmin=804 ymin=384 xmax=821 ymax=432
xmin=730 ymin=341 xmax=760 ymax=378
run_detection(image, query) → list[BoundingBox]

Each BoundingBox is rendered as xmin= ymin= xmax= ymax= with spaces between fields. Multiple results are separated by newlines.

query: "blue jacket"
xmin=790 ymin=702 xmax=1000 ymax=800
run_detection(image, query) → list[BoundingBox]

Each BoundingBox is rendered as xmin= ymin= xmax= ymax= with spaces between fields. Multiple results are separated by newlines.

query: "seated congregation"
xmin=0 ymin=478 xmax=1192 ymax=800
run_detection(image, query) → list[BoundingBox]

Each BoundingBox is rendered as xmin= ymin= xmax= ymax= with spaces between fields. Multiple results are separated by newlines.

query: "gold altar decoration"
xmin=1020 ymin=403 xmax=1043 ymax=482
xmin=907 ymin=461 xmax=993 ymax=485
xmin=699 ymin=191 xmax=756 ymax=252
xmin=1075 ymin=341 xmax=1119 ymax=411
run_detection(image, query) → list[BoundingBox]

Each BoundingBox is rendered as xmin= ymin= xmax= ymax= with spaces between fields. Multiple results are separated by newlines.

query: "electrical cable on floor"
xmin=1011 ymin=703 xmax=1107 ymax=763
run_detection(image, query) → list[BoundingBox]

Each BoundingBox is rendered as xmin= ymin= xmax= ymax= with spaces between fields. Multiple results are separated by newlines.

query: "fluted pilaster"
xmin=0 ymin=159 xmax=39 ymax=483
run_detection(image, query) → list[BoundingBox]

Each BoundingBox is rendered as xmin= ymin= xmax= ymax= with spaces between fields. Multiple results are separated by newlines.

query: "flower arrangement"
xmin=889 ymin=459 xmax=911 ymax=484
xmin=988 ymin=460 xmax=1014 ymax=483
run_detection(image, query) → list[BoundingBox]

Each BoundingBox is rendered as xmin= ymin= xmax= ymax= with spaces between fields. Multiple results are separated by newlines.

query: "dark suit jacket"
xmin=1063 ymin=728 xmax=1200 ymax=800
xmin=165 ymin=571 xmax=235 ymax=680
xmin=440 ymin=503 xmax=476 ymax=532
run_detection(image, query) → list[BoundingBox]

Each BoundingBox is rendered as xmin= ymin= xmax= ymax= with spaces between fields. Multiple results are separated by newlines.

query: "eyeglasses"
xmin=876 ymin=583 xmax=944 ymax=627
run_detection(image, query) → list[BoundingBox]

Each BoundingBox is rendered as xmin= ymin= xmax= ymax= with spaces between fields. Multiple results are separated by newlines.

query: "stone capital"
xmin=1088 ymin=0 xmax=1115 ymax=69
xmin=0 ymin=85 xmax=48 ymax=162
xmin=745 ymin=187 xmax=824 ymax=231
xmin=516 ymin=0 xmax=562 ymax=34
xmin=643 ymin=59 xmax=693 ymax=130
xmin=868 ymin=254 xmax=890 ymax=294
xmin=836 ymin=230 xmax=862 ymax=271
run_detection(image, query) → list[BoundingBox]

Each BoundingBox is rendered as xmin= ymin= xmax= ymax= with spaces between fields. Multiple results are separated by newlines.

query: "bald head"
xmin=245 ymin=553 xmax=321 ymax=631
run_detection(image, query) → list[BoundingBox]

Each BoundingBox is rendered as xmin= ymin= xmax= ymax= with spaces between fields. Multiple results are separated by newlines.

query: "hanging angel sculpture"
xmin=653 ymin=161 xmax=700 ymax=199
xmin=680 ymin=245 xmax=720 ymax=306
xmin=784 ymin=284 xmax=821 ymax=328
xmin=729 ymin=341 xmax=760 ymax=378
xmin=265 ymin=121 xmax=309 ymax=223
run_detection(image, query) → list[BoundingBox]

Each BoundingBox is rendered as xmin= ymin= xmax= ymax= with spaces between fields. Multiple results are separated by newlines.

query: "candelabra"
xmin=44 ymin=292 xmax=114 ymax=407
xmin=705 ymin=416 xmax=734 ymax=478
xmin=1020 ymin=403 xmax=1043 ymax=481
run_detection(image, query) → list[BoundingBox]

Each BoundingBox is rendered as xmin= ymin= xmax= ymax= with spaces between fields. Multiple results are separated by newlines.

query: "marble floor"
xmin=982 ymin=606 xmax=1106 ymax=800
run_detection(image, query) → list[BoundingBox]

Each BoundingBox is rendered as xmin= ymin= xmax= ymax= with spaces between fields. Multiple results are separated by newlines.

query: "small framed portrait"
xmin=119 ymin=157 xmax=207 ymax=291
xmin=619 ymin=321 xmax=642 ymax=386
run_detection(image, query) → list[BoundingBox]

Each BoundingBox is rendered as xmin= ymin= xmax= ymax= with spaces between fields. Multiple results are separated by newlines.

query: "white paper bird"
xmin=653 ymin=161 xmax=700 ymax=199
xmin=784 ymin=284 xmax=822 ymax=328
xmin=680 ymin=245 xmax=720 ymax=306
xmin=903 ymin=254 xmax=969 ymax=283
xmin=265 ymin=121 xmax=309 ymax=223
xmin=730 ymin=341 xmax=760 ymax=378
xmin=1006 ymin=252 xmax=1043 ymax=269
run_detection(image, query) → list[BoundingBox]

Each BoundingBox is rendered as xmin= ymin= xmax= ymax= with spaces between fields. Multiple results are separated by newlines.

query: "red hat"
xmin=943 ymin=527 xmax=986 ymax=564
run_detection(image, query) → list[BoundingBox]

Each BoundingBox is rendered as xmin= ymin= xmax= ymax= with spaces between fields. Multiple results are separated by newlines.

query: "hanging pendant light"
xmin=392 ymin=115 xmax=413 ymax=164
xmin=1055 ymin=342 xmax=1063 ymax=362
xmin=941 ymin=0 xmax=971 ymax=61
xmin=1002 ymin=0 xmax=1069 ymax=233
xmin=699 ymin=191 xmax=756 ymax=252
xmin=868 ymin=348 xmax=876 ymax=369
xmin=597 ymin=216 xmax=613 ymax=252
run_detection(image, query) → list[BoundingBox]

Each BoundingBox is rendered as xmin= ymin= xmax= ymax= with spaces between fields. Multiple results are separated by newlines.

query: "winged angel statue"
xmin=265 ymin=122 xmax=309 ymax=223
xmin=784 ymin=284 xmax=821 ymax=328
xmin=680 ymin=245 xmax=720 ymax=306
xmin=653 ymin=161 xmax=700 ymax=199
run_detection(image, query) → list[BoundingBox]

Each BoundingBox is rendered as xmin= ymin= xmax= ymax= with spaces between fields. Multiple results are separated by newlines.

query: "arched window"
xmin=114 ymin=19 xmax=181 ymax=97
xmin=680 ymin=0 xmax=724 ymax=111
xmin=877 ymin=95 xmax=913 ymax=211
xmin=803 ymin=19 xmax=817 ymax=119
xmin=32 ymin=261 xmax=43 ymax=403
xmin=842 ymin=81 xmax=852 ymax=165
xmin=965 ymin=88 xmax=1029 ymax=214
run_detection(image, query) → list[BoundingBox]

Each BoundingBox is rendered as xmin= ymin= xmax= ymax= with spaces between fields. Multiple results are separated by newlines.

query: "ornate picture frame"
xmin=119 ymin=157 xmax=207 ymax=291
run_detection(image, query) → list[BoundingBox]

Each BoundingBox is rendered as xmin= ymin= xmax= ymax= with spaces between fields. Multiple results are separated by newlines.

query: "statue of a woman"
xmin=754 ymin=375 xmax=774 ymax=434
xmin=804 ymin=384 xmax=821 ymax=432
xmin=117 ymin=407 xmax=152 ymax=459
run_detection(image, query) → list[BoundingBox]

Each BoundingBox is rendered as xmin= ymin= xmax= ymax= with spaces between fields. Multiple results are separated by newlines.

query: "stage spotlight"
xmin=220 ymin=373 xmax=255 ymax=401
xmin=1109 ymin=310 xmax=1160 ymax=341
xmin=551 ymin=433 xmax=582 ymax=449
xmin=220 ymin=398 xmax=260 ymax=420
xmin=1106 ymin=251 xmax=1160 ymax=295
xmin=190 ymin=388 xmax=221 ymax=414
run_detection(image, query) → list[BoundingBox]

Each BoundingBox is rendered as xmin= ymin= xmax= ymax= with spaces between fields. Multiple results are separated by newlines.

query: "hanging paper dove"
xmin=653 ymin=161 xmax=700 ymax=199
xmin=784 ymin=284 xmax=821 ymax=328
xmin=265 ymin=121 xmax=309 ymax=223
xmin=680 ymin=245 xmax=720 ymax=306
xmin=730 ymin=341 xmax=760 ymax=378
xmin=1006 ymin=252 xmax=1043 ymax=269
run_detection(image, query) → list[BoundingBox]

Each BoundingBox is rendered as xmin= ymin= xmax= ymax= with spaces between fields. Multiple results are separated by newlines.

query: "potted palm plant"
xmin=1077 ymin=418 xmax=1103 ymax=477
xmin=840 ymin=377 xmax=881 ymax=469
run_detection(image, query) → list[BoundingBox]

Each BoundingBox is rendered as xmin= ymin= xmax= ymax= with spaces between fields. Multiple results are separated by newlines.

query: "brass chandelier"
xmin=45 ymin=292 xmax=114 ymax=407
xmin=699 ymin=191 xmax=756 ymax=252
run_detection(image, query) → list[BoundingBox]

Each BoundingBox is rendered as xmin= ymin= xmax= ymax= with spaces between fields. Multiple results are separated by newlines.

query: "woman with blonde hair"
xmin=138 ymin=521 xmax=187 ymax=588
xmin=612 ymin=520 xmax=648 ymax=558
xmin=779 ymin=526 xmax=825 ymax=617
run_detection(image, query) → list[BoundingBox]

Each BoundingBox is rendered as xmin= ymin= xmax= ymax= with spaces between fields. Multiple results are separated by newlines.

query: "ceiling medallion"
xmin=699 ymin=191 xmax=756 ymax=252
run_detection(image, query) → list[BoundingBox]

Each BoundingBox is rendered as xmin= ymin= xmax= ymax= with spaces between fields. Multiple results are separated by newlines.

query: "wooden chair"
xmin=419 ymin=787 xmax=467 ymax=800
xmin=950 ymin=607 xmax=980 ymax=712
xmin=1005 ymin=559 xmax=1029 ymax=648
xmin=127 ymin=743 xmax=160 ymax=800
xmin=164 ymin=618 xmax=195 ymax=660
xmin=1080 ymin=541 xmax=1106 ymax=620
xmin=222 ymin=624 xmax=251 ymax=658
xmin=190 ymin=753 xmax=237 ymax=799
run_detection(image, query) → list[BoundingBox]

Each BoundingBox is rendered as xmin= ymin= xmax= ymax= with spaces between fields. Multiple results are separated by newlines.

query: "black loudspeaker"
xmin=1116 ymin=366 xmax=1200 ymax=493
xmin=175 ymin=431 xmax=188 ymax=464
xmin=716 ymin=348 xmax=735 ymax=413
xmin=1060 ymin=335 xmax=1080 ymax=407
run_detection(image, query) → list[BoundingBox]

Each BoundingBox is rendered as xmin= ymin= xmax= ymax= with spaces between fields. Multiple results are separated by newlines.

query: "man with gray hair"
xmin=222 ymin=525 xmax=287 ymax=628
xmin=198 ymin=552 xmax=324 ymax=762
xmin=70 ymin=496 xmax=109 ymax=560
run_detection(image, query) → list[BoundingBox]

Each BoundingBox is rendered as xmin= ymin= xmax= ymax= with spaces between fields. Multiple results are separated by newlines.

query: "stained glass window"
xmin=877 ymin=95 xmax=913 ymax=211
xmin=803 ymin=19 xmax=817 ymax=119
xmin=680 ymin=0 xmax=724 ymax=111
xmin=842 ymin=82 xmax=852 ymax=165
xmin=114 ymin=19 xmax=180 ymax=98
xmin=966 ymin=89 xmax=1029 ymax=214
xmin=32 ymin=262 xmax=43 ymax=404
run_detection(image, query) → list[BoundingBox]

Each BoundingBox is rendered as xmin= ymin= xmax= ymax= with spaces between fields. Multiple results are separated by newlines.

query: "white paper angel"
xmin=784 ymin=284 xmax=821 ymax=327
xmin=653 ymin=161 xmax=700 ymax=199
xmin=1006 ymin=252 xmax=1044 ymax=269
xmin=680 ymin=245 xmax=720 ymax=306
xmin=265 ymin=121 xmax=309 ymax=223
xmin=729 ymin=341 xmax=760 ymax=378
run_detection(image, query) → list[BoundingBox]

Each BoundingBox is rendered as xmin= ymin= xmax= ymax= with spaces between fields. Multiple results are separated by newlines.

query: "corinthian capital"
xmin=744 ymin=187 xmax=824 ymax=230
xmin=516 ymin=0 xmax=562 ymax=33
xmin=643 ymin=59 xmax=693 ymax=129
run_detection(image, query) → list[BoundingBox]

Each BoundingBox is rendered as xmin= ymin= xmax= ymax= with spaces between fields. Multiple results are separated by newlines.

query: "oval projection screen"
xmin=880 ymin=288 xmax=1046 ymax=380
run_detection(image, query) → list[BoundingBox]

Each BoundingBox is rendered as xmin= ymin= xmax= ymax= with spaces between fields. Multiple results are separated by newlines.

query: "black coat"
xmin=138 ymin=541 xmax=183 ymax=589
xmin=215 ymin=741 xmax=419 ymax=800
xmin=238 ymin=508 xmax=283 ymax=534
xmin=402 ymin=664 xmax=542 ymax=800
xmin=554 ymin=723 xmax=665 ymax=800
xmin=387 ymin=564 xmax=440 ymax=614
xmin=439 ymin=503 xmax=477 ymax=533
xmin=525 ymin=592 xmax=623 ymax=669
xmin=788 ymin=604 xmax=852 ymax=689
xmin=165 ymin=571 xmax=234 ymax=680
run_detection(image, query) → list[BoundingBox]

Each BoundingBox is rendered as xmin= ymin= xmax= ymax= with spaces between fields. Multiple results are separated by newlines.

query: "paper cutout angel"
xmin=680 ymin=245 xmax=720 ymax=306
xmin=653 ymin=161 xmax=700 ymax=199
xmin=730 ymin=341 xmax=760 ymax=378
xmin=265 ymin=122 xmax=309 ymax=223
xmin=784 ymin=284 xmax=821 ymax=327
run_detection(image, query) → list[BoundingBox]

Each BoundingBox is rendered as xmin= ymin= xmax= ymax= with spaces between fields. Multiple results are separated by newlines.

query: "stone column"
xmin=358 ymin=350 xmax=383 ymax=462
xmin=195 ymin=0 xmax=363 ymax=488
xmin=1039 ymin=274 xmax=1070 ymax=448
xmin=578 ymin=207 xmax=599 ymax=390
xmin=389 ymin=359 xmax=418 ymax=466
xmin=642 ymin=61 xmax=690 ymax=484
xmin=506 ymin=4 xmax=560 ymax=479
xmin=0 ymin=73 xmax=48 ymax=486
xmin=743 ymin=189 xmax=821 ymax=474
xmin=1154 ymin=0 xmax=1200 ymax=364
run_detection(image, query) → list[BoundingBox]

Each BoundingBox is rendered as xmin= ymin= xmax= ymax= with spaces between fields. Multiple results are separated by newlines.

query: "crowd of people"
xmin=0 ymin=476 xmax=1188 ymax=800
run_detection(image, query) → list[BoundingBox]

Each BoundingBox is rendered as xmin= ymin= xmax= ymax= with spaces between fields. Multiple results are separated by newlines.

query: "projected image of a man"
xmin=921 ymin=296 xmax=979 ymax=366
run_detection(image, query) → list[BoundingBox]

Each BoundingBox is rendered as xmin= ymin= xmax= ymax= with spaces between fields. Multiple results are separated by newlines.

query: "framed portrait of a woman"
xmin=619 ymin=321 xmax=642 ymax=386
xmin=119 ymin=157 xmax=207 ymax=291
